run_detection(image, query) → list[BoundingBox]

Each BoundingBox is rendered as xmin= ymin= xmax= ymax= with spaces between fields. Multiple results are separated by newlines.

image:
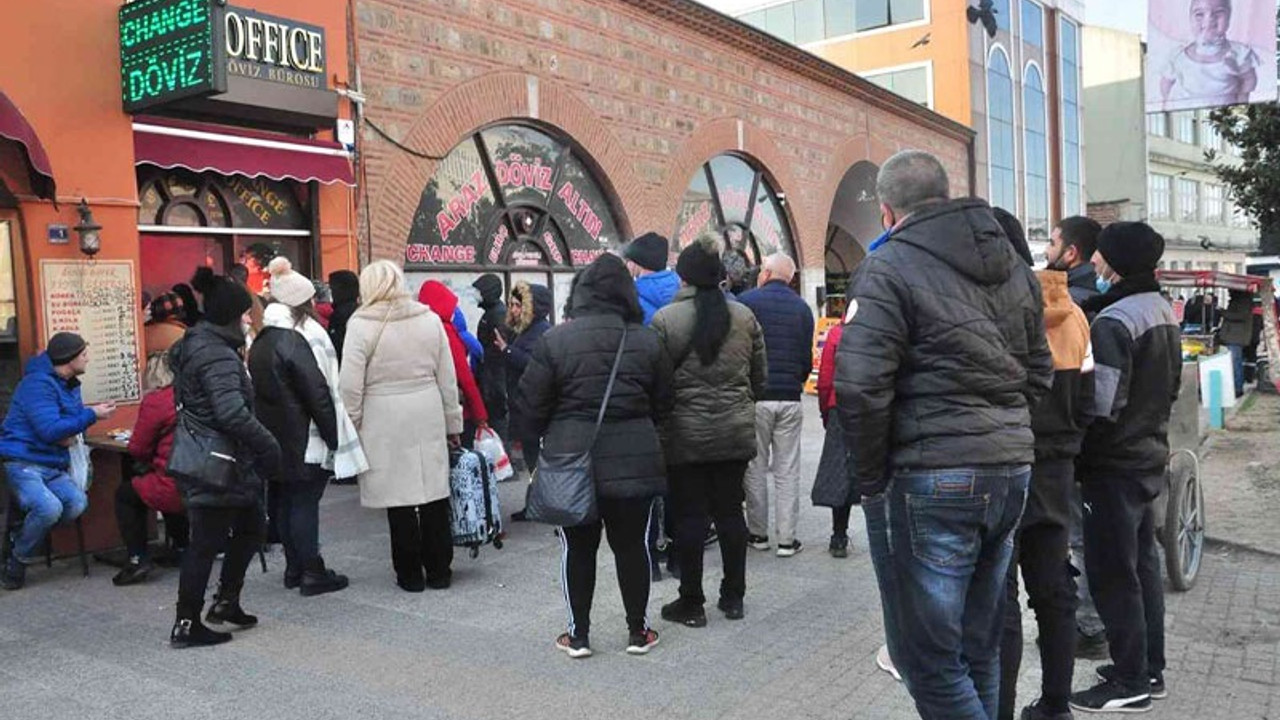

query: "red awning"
xmin=0 ymin=91 xmax=56 ymax=201
xmin=133 ymin=116 xmax=354 ymax=186
xmin=1157 ymin=269 xmax=1271 ymax=293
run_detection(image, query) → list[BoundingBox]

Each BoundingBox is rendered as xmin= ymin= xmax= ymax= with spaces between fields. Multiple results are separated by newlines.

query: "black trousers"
xmin=177 ymin=504 xmax=264 ymax=616
xmin=114 ymin=479 xmax=187 ymax=559
xmin=669 ymin=461 xmax=749 ymax=605
xmin=999 ymin=459 xmax=1078 ymax=719
xmin=273 ymin=466 xmax=329 ymax=576
xmin=560 ymin=496 xmax=655 ymax=638
xmin=1081 ymin=471 xmax=1166 ymax=693
xmin=386 ymin=499 xmax=453 ymax=585
xmin=832 ymin=504 xmax=852 ymax=535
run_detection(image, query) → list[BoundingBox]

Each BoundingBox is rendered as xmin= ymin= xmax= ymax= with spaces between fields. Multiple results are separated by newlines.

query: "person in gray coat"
xmin=652 ymin=237 xmax=767 ymax=628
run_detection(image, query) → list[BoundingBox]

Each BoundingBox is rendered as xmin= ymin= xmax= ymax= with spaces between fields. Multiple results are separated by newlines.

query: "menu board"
xmin=40 ymin=260 xmax=141 ymax=405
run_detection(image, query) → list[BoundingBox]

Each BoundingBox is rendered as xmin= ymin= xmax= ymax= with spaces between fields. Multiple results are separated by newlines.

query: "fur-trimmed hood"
xmin=508 ymin=281 xmax=552 ymax=334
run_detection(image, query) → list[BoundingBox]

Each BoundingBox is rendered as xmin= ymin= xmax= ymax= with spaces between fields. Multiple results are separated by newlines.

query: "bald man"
xmin=737 ymin=253 xmax=815 ymax=557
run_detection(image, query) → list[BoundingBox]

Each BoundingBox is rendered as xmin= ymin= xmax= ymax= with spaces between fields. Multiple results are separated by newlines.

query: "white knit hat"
xmin=267 ymin=257 xmax=316 ymax=307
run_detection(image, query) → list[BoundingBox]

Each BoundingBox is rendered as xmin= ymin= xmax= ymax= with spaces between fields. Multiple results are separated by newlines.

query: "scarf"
xmin=1080 ymin=272 xmax=1162 ymax=316
xmin=262 ymin=303 xmax=369 ymax=479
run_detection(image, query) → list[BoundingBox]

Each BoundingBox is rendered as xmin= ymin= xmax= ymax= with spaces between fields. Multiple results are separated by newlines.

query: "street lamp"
xmin=73 ymin=199 xmax=101 ymax=257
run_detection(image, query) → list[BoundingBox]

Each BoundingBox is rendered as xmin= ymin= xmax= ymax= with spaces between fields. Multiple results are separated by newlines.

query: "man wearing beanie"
xmin=834 ymin=151 xmax=1053 ymax=719
xmin=0 ymin=333 xmax=116 ymax=589
xmin=1070 ymin=222 xmax=1181 ymax=714
xmin=327 ymin=270 xmax=361 ymax=364
xmin=624 ymin=232 xmax=680 ymax=325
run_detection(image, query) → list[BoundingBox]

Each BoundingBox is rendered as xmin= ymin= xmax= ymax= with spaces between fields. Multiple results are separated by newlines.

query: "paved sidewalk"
xmin=1207 ymin=392 xmax=1280 ymax=555
xmin=1 ymin=397 xmax=1277 ymax=719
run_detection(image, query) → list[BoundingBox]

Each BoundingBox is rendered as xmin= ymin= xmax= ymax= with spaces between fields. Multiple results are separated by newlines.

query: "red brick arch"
xmin=657 ymin=117 xmax=812 ymax=267
xmin=367 ymin=70 xmax=643 ymax=260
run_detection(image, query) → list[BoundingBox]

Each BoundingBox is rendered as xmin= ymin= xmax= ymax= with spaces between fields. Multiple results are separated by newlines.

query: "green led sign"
xmin=119 ymin=0 xmax=226 ymax=113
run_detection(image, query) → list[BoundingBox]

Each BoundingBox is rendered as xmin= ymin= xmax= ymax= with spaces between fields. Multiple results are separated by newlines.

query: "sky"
xmin=1087 ymin=0 xmax=1145 ymax=35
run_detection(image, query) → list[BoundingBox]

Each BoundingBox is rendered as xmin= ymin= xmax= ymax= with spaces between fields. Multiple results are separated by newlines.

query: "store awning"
xmin=133 ymin=117 xmax=355 ymax=186
xmin=0 ymin=91 xmax=56 ymax=202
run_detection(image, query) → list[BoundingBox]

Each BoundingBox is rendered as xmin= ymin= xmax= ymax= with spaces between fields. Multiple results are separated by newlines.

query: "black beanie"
xmin=624 ymin=232 xmax=670 ymax=272
xmin=47 ymin=332 xmax=87 ymax=365
xmin=472 ymin=274 xmax=504 ymax=305
xmin=676 ymin=241 xmax=724 ymax=289
xmin=1096 ymin=222 xmax=1165 ymax=278
xmin=328 ymin=270 xmax=360 ymax=305
xmin=202 ymin=277 xmax=254 ymax=327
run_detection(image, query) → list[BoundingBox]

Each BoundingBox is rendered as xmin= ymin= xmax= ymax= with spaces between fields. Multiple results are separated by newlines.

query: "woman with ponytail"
xmin=650 ymin=236 xmax=767 ymax=627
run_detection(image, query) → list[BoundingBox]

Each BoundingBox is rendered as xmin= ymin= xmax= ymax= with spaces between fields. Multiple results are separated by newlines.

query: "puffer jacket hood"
xmin=473 ymin=274 xmax=504 ymax=308
xmin=418 ymin=280 xmax=459 ymax=319
xmin=572 ymin=254 xmax=643 ymax=323
xmin=892 ymin=198 xmax=1015 ymax=287
xmin=510 ymin=281 xmax=553 ymax=333
xmin=635 ymin=269 xmax=681 ymax=325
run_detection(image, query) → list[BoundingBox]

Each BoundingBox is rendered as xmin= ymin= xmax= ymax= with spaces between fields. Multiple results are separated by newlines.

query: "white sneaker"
xmin=776 ymin=541 xmax=803 ymax=557
xmin=876 ymin=644 xmax=902 ymax=682
xmin=748 ymin=534 xmax=770 ymax=551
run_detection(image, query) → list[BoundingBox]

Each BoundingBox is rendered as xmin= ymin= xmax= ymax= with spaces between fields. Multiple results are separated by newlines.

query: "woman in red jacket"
xmin=418 ymin=281 xmax=489 ymax=446
xmin=112 ymin=351 xmax=188 ymax=586
xmin=814 ymin=322 xmax=857 ymax=558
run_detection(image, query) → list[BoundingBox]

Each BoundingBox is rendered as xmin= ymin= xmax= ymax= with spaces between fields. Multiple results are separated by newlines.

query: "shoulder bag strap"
xmin=362 ymin=305 xmax=394 ymax=388
xmin=589 ymin=323 xmax=628 ymax=446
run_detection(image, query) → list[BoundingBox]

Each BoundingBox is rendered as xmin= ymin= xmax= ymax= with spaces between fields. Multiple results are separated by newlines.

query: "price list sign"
xmin=119 ymin=0 xmax=226 ymax=113
xmin=40 ymin=261 xmax=142 ymax=405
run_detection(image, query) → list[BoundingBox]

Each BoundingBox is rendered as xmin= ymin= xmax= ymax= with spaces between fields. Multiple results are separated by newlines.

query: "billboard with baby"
xmin=1146 ymin=0 xmax=1278 ymax=113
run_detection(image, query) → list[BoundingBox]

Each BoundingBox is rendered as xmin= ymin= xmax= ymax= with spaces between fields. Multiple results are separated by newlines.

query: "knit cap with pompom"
xmin=266 ymin=256 xmax=316 ymax=307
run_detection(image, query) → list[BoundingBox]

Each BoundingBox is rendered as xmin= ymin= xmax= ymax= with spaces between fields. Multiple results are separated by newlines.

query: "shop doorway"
xmin=823 ymin=161 xmax=880 ymax=318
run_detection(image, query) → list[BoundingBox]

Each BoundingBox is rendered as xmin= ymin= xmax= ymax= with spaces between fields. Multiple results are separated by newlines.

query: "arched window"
xmin=672 ymin=154 xmax=794 ymax=266
xmin=406 ymin=124 xmax=621 ymax=269
xmin=987 ymin=47 xmax=1017 ymax=214
xmin=1060 ymin=17 xmax=1083 ymax=215
xmin=1022 ymin=64 xmax=1049 ymax=243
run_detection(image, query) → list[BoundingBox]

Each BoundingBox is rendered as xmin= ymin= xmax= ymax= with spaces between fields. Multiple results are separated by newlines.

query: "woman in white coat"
xmin=339 ymin=261 xmax=463 ymax=592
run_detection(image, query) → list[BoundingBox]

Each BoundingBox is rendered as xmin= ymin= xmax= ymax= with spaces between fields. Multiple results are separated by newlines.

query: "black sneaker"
xmin=1069 ymin=680 xmax=1152 ymax=714
xmin=1 ymin=557 xmax=25 ymax=591
xmin=170 ymin=616 xmax=232 ymax=648
xmin=555 ymin=632 xmax=592 ymax=658
xmin=1075 ymin=629 xmax=1110 ymax=660
xmin=1095 ymin=665 xmax=1166 ymax=700
xmin=112 ymin=557 xmax=154 ymax=587
xmin=626 ymin=628 xmax=660 ymax=655
xmin=748 ymin=534 xmax=770 ymax=551
xmin=300 ymin=566 xmax=350 ymax=597
xmin=776 ymin=540 xmax=803 ymax=558
xmin=1020 ymin=699 xmax=1073 ymax=719
xmin=716 ymin=597 xmax=744 ymax=620
xmin=829 ymin=534 xmax=849 ymax=558
xmin=661 ymin=598 xmax=708 ymax=627
xmin=205 ymin=596 xmax=259 ymax=628
xmin=510 ymin=509 xmax=529 ymax=522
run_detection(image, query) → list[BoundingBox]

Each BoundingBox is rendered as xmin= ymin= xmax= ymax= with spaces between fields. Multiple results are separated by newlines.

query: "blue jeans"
xmin=863 ymin=466 xmax=1030 ymax=720
xmin=5 ymin=461 xmax=88 ymax=562
xmin=1228 ymin=344 xmax=1245 ymax=395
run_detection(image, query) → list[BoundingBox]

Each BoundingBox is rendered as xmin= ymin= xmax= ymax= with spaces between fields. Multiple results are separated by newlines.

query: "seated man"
xmin=0 ymin=333 xmax=115 ymax=590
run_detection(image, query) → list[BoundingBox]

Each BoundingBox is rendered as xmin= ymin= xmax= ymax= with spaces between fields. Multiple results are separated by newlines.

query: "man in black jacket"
xmin=472 ymin=274 xmax=514 ymax=441
xmin=1070 ymin=223 xmax=1181 ymax=714
xmin=739 ymin=253 xmax=814 ymax=557
xmin=834 ymin=150 xmax=1053 ymax=720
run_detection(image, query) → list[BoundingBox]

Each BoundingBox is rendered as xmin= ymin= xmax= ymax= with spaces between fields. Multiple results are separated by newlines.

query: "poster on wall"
xmin=1146 ymin=0 xmax=1278 ymax=113
xmin=40 ymin=260 xmax=141 ymax=405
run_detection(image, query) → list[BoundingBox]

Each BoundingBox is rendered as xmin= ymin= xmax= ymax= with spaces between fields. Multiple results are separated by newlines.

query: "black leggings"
xmin=177 ymin=504 xmax=263 ymax=616
xmin=669 ymin=461 xmax=749 ymax=605
xmin=560 ymin=496 xmax=655 ymax=638
xmin=386 ymin=499 xmax=453 ymax=585
xmin=114 ymin=480 xmax=187 ymax=558
xmin=832 ymin=504 xmax=852 ymax=535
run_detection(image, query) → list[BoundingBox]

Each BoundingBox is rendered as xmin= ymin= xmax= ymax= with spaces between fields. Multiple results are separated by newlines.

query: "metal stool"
xmin=2 ymin=473 xmax=90 ymax=578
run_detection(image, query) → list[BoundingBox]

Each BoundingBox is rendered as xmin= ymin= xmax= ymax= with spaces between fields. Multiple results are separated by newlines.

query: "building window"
xmin=765 ymin=3 xmax=797 ymax=42
xmin=991 ymin=0 xmax=1011 ymax=31
xmin=987 ymin=47 xmax=1017 ymax=213
xmin=1203 ymin=184 xmax=1225 ymax=224
xmin=1174 ymin=112 xmax=1197 ymax=144
xmin=1021 ymin=0 xmax=1043 ymax=48
xmin=1202 ymin=117 xmax=1223 ymax=152
xmin=1231 ymin=202 xmax=1252 ymax=228
xmin=1177 ymin=178 xmax=1200 ymax=223
xmin=1147 ymin=113 xmax=1168 ymax=137
xmin=794 ymin=0 xmax=825 ymax=44
xmin=855 ymin=0 xmax=926 ymax=33
xmin=863 ymin=64 xmax=931 ymax=107
xmin=1059 ymin=18 xmax=1082 ymax=215
xmin=1023 ymin=65 xmax=1049 ymax=242
xmin=673 ymin=154 xmax=795 ymax=266
xmin=1149 ymin=174 xmax=1172 ymax=219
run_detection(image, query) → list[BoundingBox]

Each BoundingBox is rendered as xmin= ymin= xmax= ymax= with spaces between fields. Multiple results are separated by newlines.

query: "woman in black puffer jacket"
xmin=168 ymin=276 xmax=281 ymax=648
xmin=517 ymin=254 xmax=674 ymax=659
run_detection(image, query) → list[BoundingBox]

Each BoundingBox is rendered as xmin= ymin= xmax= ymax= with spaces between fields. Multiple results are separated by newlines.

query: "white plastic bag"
xmin=474 ymin=427 xmax=514 ymax=482
xmin=68 ymin=434 xmax=92 ymax=492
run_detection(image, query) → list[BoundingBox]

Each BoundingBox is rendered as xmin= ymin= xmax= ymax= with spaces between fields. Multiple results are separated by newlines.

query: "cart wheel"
xmin=493 ymin=537 xmax=503 ymax=550
xmin=1163 ymin=450 xmax=1204 ymax=591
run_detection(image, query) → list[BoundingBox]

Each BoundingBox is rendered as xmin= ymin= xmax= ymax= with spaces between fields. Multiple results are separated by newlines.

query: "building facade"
xmin=714 ymin=0 xmax=1086 ymax=258
xmin=1082 ymin=26 xmax=1257 ymax=275
xmin=354 ymin=0 xmax=974 ymax=322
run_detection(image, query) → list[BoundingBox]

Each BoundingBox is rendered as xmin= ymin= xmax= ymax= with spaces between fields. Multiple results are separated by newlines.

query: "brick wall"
xmin=355 ymin=0 xmax=972 ymax=272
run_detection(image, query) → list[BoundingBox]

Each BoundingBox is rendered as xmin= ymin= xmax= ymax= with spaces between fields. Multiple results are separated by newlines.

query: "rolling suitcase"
xmin=448 ymin=448 xmax=504 ymax=558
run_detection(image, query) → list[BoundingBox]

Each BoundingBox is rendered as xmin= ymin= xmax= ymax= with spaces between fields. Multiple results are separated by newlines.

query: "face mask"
xmin=1095 ymin=276 xmax=1113 ymax=294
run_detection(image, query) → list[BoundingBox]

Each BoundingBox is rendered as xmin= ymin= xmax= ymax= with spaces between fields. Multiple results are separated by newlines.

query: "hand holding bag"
xmin=523 ymin=325 xmax=628 ymax=527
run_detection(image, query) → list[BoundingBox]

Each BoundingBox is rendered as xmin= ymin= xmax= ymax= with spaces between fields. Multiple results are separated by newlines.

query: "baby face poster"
xmin=1146 ymin=0 xmax=1278 ymax=113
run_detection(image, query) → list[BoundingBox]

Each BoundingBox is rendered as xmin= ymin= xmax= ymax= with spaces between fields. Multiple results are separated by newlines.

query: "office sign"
xmin=222 ymin=8 xmax=327 ymax=90
xmin=119 ymin=0 xmax=226 ymax=112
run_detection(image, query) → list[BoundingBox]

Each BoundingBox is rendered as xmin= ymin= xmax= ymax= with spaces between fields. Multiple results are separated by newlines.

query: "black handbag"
xmin=524 ymin=324 xmax=628 ymax=527
xmin=166 ymin=378 xmax=239 ymax=491
xmin=811 ymin=410 xmax=860 ymax=508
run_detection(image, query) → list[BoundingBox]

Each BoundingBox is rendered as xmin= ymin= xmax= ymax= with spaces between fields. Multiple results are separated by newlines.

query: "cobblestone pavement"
xmin=1208 ymin=392 xmax=1280 ymax=555
xmin=1 ymin=398 xmax=1276 ymax=720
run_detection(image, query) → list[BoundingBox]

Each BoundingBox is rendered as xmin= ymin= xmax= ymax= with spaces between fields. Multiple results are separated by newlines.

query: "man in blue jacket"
xmin=0 ymin=332 xmax=115 ymax=590
xmin=624 ymin=232 xmax=680 ymax=325
xmin=739 ymin=253 xmax=814 ymax=557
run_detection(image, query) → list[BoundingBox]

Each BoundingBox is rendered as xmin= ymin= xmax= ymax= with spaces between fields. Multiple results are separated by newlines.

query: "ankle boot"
xmin=300 ymin=557 xmax=349 ymax=597
xmin=171 ymin=607 xmax=232 ymax=648
xmin=205 ymin=585 xmax=259 ymax=628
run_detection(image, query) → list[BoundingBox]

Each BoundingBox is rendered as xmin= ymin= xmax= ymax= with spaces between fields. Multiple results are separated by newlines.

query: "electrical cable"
xmin=364 ymin=117 xmax=447 ymax=161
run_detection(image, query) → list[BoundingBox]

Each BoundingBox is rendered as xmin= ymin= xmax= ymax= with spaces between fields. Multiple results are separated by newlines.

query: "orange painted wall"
xmin=809 ymin=2 xmax=973 ymax=128
xmin=0 ymin=0 xmax=355 ymax=429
